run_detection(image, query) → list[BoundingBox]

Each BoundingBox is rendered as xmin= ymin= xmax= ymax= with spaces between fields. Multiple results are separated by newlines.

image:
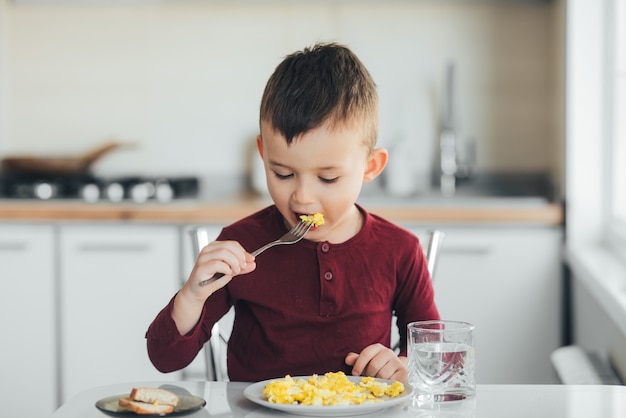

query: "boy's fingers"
xmin=345 ymin=352 xmax=359 ymax=366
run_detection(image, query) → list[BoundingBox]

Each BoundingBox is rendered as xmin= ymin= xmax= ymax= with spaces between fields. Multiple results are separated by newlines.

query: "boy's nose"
xmin=292 ymin=181 xmax=315 ymax=204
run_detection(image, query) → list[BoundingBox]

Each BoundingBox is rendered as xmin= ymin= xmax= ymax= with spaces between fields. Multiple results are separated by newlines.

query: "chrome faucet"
xmin=440 ymin=131 xmax=457 ymax=197
xmin=440 ymin=62 xmax=458 ymax=196
xmin=439 ymin=62 xmax=475 ymax=197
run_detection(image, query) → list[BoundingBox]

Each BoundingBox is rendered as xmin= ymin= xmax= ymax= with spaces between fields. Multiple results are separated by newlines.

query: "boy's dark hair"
xmin=260 ymin=42 xmax=379 ymax=150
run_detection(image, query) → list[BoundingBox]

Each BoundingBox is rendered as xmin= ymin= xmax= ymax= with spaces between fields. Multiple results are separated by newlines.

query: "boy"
xmin=146 ymin=42 xmax=439 ymax=383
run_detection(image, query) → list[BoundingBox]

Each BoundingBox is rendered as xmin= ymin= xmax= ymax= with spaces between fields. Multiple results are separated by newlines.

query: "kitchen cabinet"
xmin=58 ymin=224 xmax=183 ymax=402
xmin=408 ymin=225 xmax=563 ymax=384
xmin=0 ymin=224 xmax=57 ymax=417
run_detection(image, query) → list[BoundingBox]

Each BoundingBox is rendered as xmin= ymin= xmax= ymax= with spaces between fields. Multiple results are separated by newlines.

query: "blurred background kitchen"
xmin=0 ymin=0 xmax=563 ymax=195
xmin=1 ymin=0 xmax=625 ymax=417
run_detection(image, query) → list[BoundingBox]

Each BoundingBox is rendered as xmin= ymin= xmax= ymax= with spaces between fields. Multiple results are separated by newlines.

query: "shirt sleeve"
xmin=145 ymin=293 xmax=211 ymax=373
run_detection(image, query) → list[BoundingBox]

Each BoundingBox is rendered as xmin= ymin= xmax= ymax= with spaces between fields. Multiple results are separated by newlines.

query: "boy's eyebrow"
xmin=267 ymin=159 xmax=289 ymax=168
xmin=267 ymin=159 xmax=340 ymax=171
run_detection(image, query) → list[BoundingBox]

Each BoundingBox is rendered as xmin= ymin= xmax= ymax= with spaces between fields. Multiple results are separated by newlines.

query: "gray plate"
xmin=95 ymin=394 xmax=206 ymax=417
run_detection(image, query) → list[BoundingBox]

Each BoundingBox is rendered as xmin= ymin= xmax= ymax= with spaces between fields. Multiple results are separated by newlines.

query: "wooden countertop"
xmin=0 ymin=195 xmax=564 ymax=225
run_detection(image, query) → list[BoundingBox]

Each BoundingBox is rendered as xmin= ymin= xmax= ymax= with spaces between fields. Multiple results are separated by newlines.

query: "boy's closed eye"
xmin=319 ymin=176 xmax=338 ymax=184
xmin=273 ymin=171 xmax=293 ymax=180
xmin=272 ymin=170 xmax=339 ymax=184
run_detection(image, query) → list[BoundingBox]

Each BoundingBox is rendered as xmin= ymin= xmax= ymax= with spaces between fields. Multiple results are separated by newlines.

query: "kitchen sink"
xmin=358 ymin=173 xmax=555 ymax=208
xmin=357 ymin=194 xmax=549 ymax=209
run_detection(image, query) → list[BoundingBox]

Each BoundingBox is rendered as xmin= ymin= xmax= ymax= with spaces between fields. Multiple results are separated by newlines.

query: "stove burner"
xmin=0 ymin=174 xmax=199 ymax=202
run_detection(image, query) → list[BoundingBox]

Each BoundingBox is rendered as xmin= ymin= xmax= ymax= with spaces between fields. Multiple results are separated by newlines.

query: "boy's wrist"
xmin=178 ymin=284 xmax=209 ymax=306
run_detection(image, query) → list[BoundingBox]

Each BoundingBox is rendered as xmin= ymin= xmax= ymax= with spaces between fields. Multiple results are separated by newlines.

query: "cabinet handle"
xmin=76 ymin=243 xmax=151 ymax=253
xmin=442 ymin=246 xmax=492 ymax=255
xmin=0 ymin=241 xmax=28 ymax=252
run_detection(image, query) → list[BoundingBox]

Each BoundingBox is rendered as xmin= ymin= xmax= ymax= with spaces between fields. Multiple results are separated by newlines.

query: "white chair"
xmin=189 ymin=226 xmax=444 ymax=381
xmin=189 ymin=227 xmax=233 ymax=382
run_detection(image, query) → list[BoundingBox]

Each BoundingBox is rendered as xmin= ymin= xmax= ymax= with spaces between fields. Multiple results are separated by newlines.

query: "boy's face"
xmin=257 ymin=120 xmax=385 ymax=244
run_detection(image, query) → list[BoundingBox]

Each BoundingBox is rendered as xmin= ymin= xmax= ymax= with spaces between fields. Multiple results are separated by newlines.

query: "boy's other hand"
xmin=345 ymin=343 xmax=408 ymax=383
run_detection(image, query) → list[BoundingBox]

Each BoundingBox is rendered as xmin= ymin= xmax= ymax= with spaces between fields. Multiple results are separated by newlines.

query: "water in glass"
xmin=408 ymin=320 xmax=475 ymax=403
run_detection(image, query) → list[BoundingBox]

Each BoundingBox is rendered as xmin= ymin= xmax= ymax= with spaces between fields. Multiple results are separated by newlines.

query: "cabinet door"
xmin=409 ymin=226 xmax=563 ymax=384
xmin=59 ymin=225 xmax=182 ymax=402
xmin=0 ymin=224 xmax=57 ymax=417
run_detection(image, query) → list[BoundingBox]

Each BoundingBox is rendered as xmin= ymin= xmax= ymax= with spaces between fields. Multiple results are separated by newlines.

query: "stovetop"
xmin=0 ymin=173 xmax=199 ymax=203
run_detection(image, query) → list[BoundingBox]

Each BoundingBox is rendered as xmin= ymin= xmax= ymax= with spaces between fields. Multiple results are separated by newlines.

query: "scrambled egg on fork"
xmin=299 ymin=212 xmax=325 ymax=227
xmin=262 ymin=371 xmax=404 ymax=406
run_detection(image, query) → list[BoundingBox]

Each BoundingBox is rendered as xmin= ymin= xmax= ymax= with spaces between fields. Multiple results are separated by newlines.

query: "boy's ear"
xmin=363 ymin=147 xmax=388 ymax=183
xmin=256 ymin=134 xmax=264 ymax=159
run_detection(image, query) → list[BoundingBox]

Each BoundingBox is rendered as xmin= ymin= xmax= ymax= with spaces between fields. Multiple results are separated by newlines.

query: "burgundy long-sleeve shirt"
xmin=146 ymin=205 xmax=439 ymax=381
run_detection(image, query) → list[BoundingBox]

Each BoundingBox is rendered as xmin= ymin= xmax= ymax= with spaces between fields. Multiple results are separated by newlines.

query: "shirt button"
xmin=321 ymin=243 xmax=330 ymax=253
xmin=324 ymin=271 xmax=333 ymax=281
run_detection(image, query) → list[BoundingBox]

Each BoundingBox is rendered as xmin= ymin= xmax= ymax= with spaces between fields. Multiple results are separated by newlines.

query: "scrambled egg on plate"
xmin=262 ymin=371 xmax=405 ymax=406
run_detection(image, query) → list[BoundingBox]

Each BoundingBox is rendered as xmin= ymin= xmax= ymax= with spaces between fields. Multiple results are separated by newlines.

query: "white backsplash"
xmin=0 ymin=0 xmax=563 ymax=190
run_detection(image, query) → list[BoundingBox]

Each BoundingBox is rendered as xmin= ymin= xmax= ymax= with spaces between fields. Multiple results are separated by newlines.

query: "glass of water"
xmin=407 ymin=320 xmax=476 ymax=403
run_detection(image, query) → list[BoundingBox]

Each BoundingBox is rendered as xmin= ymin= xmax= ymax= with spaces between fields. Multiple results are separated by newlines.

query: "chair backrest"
xmin=189 ymin=226 xmax=231 ymax=382
xmin=424 ymin=229 xmax=445 ymax=279
xmin=189 ymin=226 xmax=444 ymax=381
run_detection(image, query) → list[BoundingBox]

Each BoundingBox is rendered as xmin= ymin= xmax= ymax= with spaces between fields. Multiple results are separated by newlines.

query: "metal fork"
xmin=198 ymin=220 xmax=313 ymax=287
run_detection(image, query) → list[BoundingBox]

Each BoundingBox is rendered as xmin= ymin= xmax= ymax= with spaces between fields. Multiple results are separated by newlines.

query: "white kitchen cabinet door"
xmin=0 ymin=224 xmax=57 ymax=417
xmin=410 ymin=226 xmax=563 ymax=384
xmin=59 ymin=225 xmax=182 ymax=402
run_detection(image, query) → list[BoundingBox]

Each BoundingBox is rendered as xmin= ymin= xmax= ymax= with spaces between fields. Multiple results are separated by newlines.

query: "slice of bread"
xmin=130 ymin=387 xmax=180 ymax=407
xmin=118 ymin=397 xmax=174 ymax=415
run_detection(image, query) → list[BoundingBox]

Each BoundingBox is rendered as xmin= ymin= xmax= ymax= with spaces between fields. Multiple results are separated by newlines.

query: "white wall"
xmin=0 ymin=0 xmax=561 ymax=190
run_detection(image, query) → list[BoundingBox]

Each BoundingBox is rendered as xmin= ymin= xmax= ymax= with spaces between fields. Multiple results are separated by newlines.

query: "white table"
xmin=51 ymin=381 xmax=626 ymax=418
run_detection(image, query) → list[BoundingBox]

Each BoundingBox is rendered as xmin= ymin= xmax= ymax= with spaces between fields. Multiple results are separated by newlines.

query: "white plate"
xmin=243 ymin=376 xmax=412 ymax=417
